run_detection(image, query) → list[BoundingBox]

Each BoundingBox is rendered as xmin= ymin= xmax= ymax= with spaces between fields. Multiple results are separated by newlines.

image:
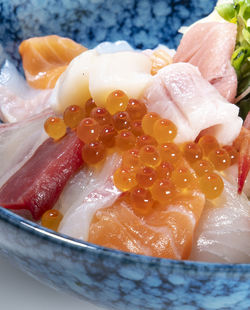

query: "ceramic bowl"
xmin=1 ymin=0 xmax=250 ymax=309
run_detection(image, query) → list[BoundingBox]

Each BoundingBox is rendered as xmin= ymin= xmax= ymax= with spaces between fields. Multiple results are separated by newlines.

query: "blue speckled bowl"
xmin=1 ymin=1 xmax=250 ymax=309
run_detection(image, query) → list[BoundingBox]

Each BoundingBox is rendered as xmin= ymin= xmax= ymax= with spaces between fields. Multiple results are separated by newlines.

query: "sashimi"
xmin=190 ymin=177 xmax=250 ymax=263
xmin=141 ymin=62 xmax=242 ymax=145
xmin=0 ymin=61 xmax=51 ymax=122
xmin=0 ymin=130 xmax=84 ymax=220
xmin=58 ymin=153 xmax=121 ymax=240
xmin=19 ymin=35 xmax=87 ymax=89
xmin=0 ymin=109 xmax=52 ymax=187
xmin=88 ymin=159 xmax=205 ymax=259
xmin=174 ymin=22 xmax=237 ymax=103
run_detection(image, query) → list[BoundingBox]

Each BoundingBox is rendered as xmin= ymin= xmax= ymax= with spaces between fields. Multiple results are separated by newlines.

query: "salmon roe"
xmin=106 ymin=90 xmax=129 ymax=115
xmin=153 ymin=118 xmax=177 ymax=143
xmin=85 ymin=98 xmax=97 ymax=116
xmin=126 ymin=99 xmax=147 ymax=120
xmin=44 ymin=117 xmax=67 ymax=140
xmin=183 ymin=142 xmax=203 ymax=164
xmin=121 ymin=149 xmax=141 ymax=171
xmin=82 ymin=141 xmax=106 ymax=165
xmin=130 ymin=187 xmax=154 ymax=215
xmin=63 ymin=105 xmax=85 ymax=129
xmin=199 ymin=172 xmax=224 ymax=199
xmin=142 ymin=112 xmax=160 ymax=135
xmin=113 ymin=168 xmax=137 ymax=191
xmin=45 ymin=89 xmax=236 ymax=217
xmin=77 ymin=117 xmax=100 ymax=143
xmin=41 ymin=209 xmax=63 ymax=231
xmin=198 ymin=135 xmax=220 ymax=156
xmin=136 ymin=166 xmax=157 ymax=188
xmin=136 ymin=134 xmax=157 ymax=148
xmin=90 ymin=107 xmax=112 ymax=127
xmin=151 ymin=178 xmax=176 ymax=203
xmin=208 ymin=148 xmax=231 ymax=171
xmin=139 ymin=145 xmax=161 ymax=167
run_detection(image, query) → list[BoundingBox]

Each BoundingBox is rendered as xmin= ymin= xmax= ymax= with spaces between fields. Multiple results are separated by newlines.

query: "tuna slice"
xmin=0 ymin=131 xmax=84 ymax=220
xmin=142 ymin=63 xmax=242 ymax=145
xmin=190 ymin=177 xmax=250 ymax=263
xmin=174 ymin=22 xmax=237 ymax=103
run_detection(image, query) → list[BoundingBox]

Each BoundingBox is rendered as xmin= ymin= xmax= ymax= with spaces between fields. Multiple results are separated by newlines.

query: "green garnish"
xmin=216 ymin=0 xmax=250 ymax=119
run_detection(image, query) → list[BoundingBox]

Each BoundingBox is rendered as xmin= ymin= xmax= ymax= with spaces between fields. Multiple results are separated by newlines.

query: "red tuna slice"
xmin=0 ymin=131 xmax=84 ymax=220
xmin=174 ymin=22 xmax=237 ymax=103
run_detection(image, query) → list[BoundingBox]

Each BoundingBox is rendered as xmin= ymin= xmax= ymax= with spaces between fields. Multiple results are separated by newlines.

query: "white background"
xmin=0 ymin=255 xmax=106 ymax=310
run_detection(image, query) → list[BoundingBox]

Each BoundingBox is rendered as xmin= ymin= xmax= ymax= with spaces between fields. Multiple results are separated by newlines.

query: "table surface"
xmin=0 ymin=255 xmax=106 ymax=310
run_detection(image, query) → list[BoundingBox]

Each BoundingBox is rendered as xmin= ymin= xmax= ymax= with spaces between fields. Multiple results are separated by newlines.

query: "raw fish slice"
xmin=174 ymin=22 xmax=237 ymax=103
xmin=0 ymin=131 xmax=84 ymax=220
xmin=142 ymin=63 xmax=242 ymax=145
xmin=0 ymin=61 xmax=51 ymax=122
xmin=88 ymin=160 xmax=205 ymax=259
xmin=189 ymin=178 xmax=250 ymax=263
xmin=58 ymin=154 xmax=122 ymax=240
xmin=19 ymin=35 xmax=86 ymax=89
xmin=0 ymin=109 xmax=52 ymax=187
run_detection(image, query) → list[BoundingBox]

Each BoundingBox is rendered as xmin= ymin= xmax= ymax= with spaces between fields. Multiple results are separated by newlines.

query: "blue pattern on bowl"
xmin=1 ymin=208 xmax=250 ymax=310
xmin=1 ymin=0 xmax=250 ymax=309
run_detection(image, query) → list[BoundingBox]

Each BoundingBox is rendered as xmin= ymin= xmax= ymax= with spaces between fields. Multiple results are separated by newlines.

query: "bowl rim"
xmin=1 ymin=206 xmax=250 ymax=273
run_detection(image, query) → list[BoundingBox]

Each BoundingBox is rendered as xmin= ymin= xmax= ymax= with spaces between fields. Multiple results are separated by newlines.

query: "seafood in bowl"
xmin=0 ymin=0 xmax=250 ymax=309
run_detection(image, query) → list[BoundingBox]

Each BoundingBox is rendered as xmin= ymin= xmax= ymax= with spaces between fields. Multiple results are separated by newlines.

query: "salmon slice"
xmin=174 ymin=22 xmax=237 ymax=103
xmin=88 ymin=160 xmax=205 ymax=260
xmin=19 ymin=35 xmax=87 ymax=89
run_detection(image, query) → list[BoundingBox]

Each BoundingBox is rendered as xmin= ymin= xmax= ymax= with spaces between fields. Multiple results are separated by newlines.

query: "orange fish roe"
xmin=85 ymin=98 xmax=97 ymax=116
xmin=141 ymin=112 xmax=160 ymax=135
xmin=90 ymin=107 xmax=113 ymax=127
xmin=63 ymin=105 xmax=85 ymax=129
xmin=136 ymin=166 xmax=157 ymax=188
xmin=199 ymin=172 xmax=224 ymax=199
xmin=113 ymin=168 xmax=137 ymax=191
xmin=44 ymin=89 xmax=237 ymax=224
xmin=44 ymin=116 xmax=67 ymax=140
xmin=41 ymin=209 xmax=63 ymax=231
xmin=158 ymin=143 xmax=181 ymax=164
xmin=99 ymin=125 xmax=117 ymax=148
xmin=76 ymin=117 xmax=100 ymax=143
xmin=131 ymin=120 xmax=144 ymax=137
xmin=136 ymin=134 xmax=157 ymax=148
xmin=126 ymin=98 xmax=147 ymax=120
xmin=198 ymin=135 xmax=220 ymax=156
xmin=208 ymin=148 xmax=231 ymax=171
xmin=183 ymin=142 xmax=203 ymax=164
xmin=130 ymin=186 xmax=154 ymax=215
xmin=139 ymin=145 xmax=161 ymax=167
xmin=82 ymin=141 xmax=106 ymax=165
xmin=223 ymin=145 xmax=239 ymax=165
xmin=116 ymin=130 xmax=136 ymax=150
xmin=113 ymin=111 xmax=131 ymax=131
xmin=151 ymin=178 xmax=177 ymax=203
xmin=192 ymin=159 xmax=214 ymax=177
xmin=121 ymin=149 xmax=141 ymax=171
xmin=153 ymin=118 xmax=177 ymax=143
xmin=106 ymin=90 xmax=129 ymax=115
xmin=156 ymin=161 xmax=174 ymax=179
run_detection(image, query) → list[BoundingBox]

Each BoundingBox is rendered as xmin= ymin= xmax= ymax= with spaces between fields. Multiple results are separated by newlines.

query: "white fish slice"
xmin=142 ymin=62 xmax=242 ymax=145
xmin=189 ymin=177 xmax=250 ymax=263
xmin=0 ymin=61 xmax=51 ymax=122
xmin=0 ymin=109 xmax=52 ymax=187
xmin=58 ymin=153 xmax=121 ymax=240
